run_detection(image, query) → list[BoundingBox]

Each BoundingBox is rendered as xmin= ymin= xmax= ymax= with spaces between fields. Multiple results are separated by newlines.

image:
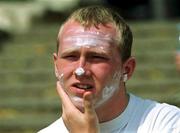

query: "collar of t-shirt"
xmin=99 ymin=94 xmax=136 ymax=132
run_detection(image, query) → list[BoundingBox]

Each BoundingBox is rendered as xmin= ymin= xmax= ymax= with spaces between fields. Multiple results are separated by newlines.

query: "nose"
xmin=78 ymin=56 xmax=86 ymax=68
xmin=74 ymin=56 xmax=91 ymax=77
xmin=74 ymin=67 xmax=91 ymax=77
xmin=74 ymin=67 xmax=85 ymax=76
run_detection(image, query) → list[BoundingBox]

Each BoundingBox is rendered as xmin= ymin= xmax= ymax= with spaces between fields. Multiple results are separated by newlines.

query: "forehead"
xmin=59 ymin=20 xmax=117 ymax=51
xmin=61 ymin=20 xmax=118 ymax=37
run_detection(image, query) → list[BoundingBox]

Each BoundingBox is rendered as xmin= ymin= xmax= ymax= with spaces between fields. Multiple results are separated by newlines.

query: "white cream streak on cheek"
xmin=57 ymin=73 xmax=64 ymax=86
xmin=95 ymin=71 xmax=122 ymax=107
xmin=95 ymin=86 xmax=117 ymax=107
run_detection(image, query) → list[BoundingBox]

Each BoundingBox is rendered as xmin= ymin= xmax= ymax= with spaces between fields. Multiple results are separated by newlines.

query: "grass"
xmin=0 ymin=20 xmax=180 ymax=132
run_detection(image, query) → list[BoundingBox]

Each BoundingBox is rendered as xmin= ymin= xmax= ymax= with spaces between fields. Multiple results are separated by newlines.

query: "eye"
xmin=61 ymin=54 xmax=79 ymax=61
xmin=93 ymin=55 xmax=106 ymax=59
xmin=90 ymin=54 xmax=109 ymax=61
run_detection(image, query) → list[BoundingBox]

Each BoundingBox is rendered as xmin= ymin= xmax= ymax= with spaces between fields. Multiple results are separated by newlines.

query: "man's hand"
xmin=56 ymin=81 xmax=100 ymax=133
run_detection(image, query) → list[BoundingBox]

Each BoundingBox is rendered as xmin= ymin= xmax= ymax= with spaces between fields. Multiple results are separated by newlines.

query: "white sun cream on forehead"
xmin=63 ymin=30 xmax=117 ymax=47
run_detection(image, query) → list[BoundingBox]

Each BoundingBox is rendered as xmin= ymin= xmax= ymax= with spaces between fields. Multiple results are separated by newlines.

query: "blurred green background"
xmin=0 ymin=0 xmax=180 ymax=133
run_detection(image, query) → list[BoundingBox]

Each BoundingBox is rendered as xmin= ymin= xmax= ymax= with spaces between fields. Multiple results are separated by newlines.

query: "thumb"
xmin=83 ymin=92 xmax=96 ymax=115
xmin=83 ymin=92 xmax=99 ymax=132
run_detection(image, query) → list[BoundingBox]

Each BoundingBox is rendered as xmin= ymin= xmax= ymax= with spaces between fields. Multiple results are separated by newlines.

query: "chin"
xmin=70 ymin=96 xmax=85 ymax=112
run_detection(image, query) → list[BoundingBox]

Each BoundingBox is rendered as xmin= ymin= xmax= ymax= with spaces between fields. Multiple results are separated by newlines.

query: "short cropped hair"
xmin=57 ymin=5 xmax=133 ymax=62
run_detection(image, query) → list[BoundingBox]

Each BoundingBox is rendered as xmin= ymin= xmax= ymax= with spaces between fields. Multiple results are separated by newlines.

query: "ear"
xmin=53 ymin=53 xmax=59 ymax=78
xmin=122 ymin=56 xmax=136 ymax=81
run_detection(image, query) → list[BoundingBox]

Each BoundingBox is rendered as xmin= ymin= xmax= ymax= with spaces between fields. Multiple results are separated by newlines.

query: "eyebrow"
xmin=88 ymin=49 xmax=109 ymax=55
xmin=59 ymin=47 xmax=110 ymax=56
xmin=59 ymin=48 xmax=79 ymax=57
xmin=61 ymin=47 xmax=80 ymax=52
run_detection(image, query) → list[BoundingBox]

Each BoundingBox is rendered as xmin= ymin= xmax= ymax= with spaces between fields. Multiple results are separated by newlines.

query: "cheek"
xmin=91 ymin=64 xmax=113 ymax=84
xmin=56 ymin=60 xmax=75 ymax=79
xmin=56 ymin=61 xmax=75 ymax=92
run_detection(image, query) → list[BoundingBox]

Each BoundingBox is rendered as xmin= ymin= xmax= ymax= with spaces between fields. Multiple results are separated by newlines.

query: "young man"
xmin=39 ymin=6 xmax=180 ymax=133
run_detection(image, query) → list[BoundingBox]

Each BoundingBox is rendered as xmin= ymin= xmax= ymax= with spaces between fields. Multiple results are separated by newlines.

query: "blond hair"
xmin=57 ymin=5 xmax=133 ymax=62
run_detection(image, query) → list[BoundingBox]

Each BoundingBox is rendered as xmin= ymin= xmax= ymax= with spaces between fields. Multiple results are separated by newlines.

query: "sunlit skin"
xmin=54 ymin=20 xmax=136 ymax=123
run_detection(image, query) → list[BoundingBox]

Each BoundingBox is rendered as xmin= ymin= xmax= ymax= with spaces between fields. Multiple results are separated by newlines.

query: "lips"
xmin=72 ymin=83 xmax=93 ymax=90
xmin=70 ymin=82 xmax=95 ymax=94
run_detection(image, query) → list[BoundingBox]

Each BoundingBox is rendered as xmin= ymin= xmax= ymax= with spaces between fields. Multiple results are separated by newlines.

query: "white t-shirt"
xmin=38 ymin=94 xmax=180 ymax=133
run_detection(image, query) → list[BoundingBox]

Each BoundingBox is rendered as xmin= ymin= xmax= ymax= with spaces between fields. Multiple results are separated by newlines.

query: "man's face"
xmin=54 ymin=20 xmax=124 ymax=111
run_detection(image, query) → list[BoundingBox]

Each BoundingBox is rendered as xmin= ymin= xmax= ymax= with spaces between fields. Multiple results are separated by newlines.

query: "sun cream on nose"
xmin=75 ymin=67 xmax=85 ymax=76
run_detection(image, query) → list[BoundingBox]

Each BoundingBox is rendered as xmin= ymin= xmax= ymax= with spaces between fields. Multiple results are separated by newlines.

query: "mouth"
xmin=72 ymin=83 xmax=94 ymax=90
xmin=69 ymin=82 xmax=95 ymax=95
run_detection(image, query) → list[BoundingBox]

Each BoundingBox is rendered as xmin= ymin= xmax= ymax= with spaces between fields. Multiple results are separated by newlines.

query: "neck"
xmin=96 ymin=86 xmax=129 ymax=123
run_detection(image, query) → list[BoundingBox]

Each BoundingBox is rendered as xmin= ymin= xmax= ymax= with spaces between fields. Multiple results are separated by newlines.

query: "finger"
xmin=56 ymin=81 xmax=69 ymax=102
xmin=61 ymin=105 xmax=71 ymax=132
xmin=56 ymin=81 xmax=76 ymax=110
xmin=83 ymin=91 xmax=96 ymax=115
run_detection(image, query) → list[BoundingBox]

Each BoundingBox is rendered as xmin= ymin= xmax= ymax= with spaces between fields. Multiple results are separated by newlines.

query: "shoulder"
xmin=154 ymin=103 xmax=180 ymax=126
xmin=38 ymin=118 xmax=68 ymax=133
xmin=139 ymin=101 xmax=180 ymax=132
xmin=131 ymin=94 xmax=180 ymax=119
xmin=149 ymin=102 xmax=180 ymax=121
